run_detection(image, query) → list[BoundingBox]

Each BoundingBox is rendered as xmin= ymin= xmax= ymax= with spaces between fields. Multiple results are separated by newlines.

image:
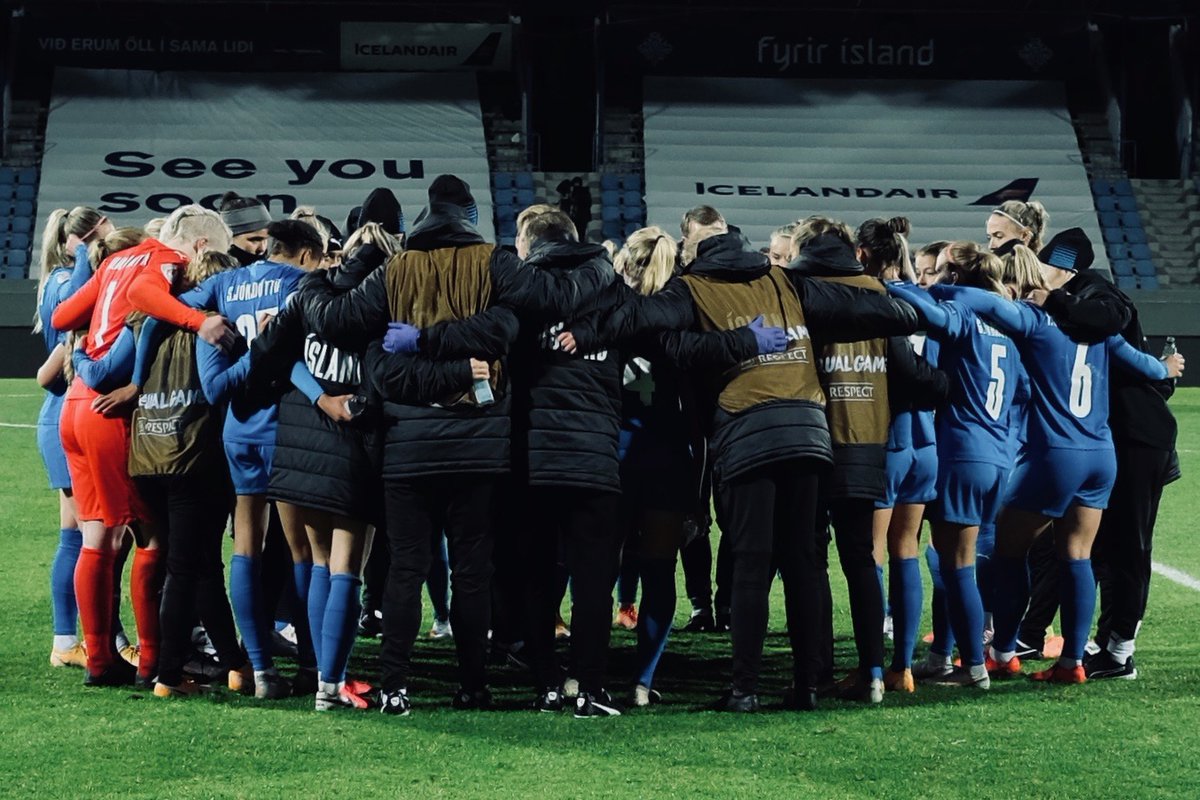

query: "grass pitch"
xmin=1 ymin=378 xmax=1199 ymax=799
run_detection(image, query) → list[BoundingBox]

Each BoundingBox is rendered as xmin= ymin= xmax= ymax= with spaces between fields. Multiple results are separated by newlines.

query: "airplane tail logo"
xmin=969 ymin=178 xmax=1039 ymax=206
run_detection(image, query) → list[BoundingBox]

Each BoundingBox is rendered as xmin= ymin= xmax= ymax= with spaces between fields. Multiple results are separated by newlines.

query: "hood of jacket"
xmin=685 ymin=232 xmax=770 ymax=282
xmin=525 ymin=237 xmax=612 ymax=272
xmin=787 ymin=231 xmax=863 ymax=277
xmin=405 ymin=203 xmax=486 ymax=251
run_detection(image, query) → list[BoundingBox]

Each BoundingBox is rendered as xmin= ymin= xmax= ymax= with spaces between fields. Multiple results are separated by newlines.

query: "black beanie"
xmin=792 ymin=231 xmax=862 ymax=273
xmin=1039 ymin=227 xmax=1094 ymax=271
xmin=428 ymin=174 xmax=475 ymax=209
xmin=346 ymin=188 xmax=404 ymax=238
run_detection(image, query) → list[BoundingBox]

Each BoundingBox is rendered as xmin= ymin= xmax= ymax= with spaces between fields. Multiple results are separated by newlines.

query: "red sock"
xmin=131 ymin=547 xmax=163 ymax=679
xmin=75 ymin=547 xmax=115 ymax=675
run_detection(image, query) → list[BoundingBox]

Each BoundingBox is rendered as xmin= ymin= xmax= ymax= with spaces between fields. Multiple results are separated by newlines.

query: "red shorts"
xmin=60 ymin=379 xmax=150 ymax=527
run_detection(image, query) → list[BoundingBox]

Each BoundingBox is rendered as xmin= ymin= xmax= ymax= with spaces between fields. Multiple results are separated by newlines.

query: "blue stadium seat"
xmin=1 ymin=265 xmax=27 ymax=280
xmin=498 ymin=219 xmax=517 ymax=238
xmin=1095 ymin=196 xmax=1118 ymax=212
xmin=6 ymin=248 xmax=28 ymax=268
xmin=1139 ymin=274 xmax=1159 ymax=290
xmin=622 ymin=190 xmax=641 ymax=207
xmin=514 ymin=172 xmax=534 ymax=190
xmin=493 ymin=172 xmax=514 ymax=190
xmin=1098 ymin=210 xmax=1121 ymax=228
xmin=1110 ymin=258 xmax=1134 ymax=277
xmin=1114 ymin=179 xmax=1134 ymax=196
xmin=11 ymin=217 xmax=32 ymax=234
xmin=622 ymin=221 xmax=641 ymax=237
xmin=1114 ymin=196 xmax=1137 ymax=212
xmin=621 ymin=205 xmax=644 ymax=222
xmin=14 ymin=199 xmax=33 ymax=216
xmin=1125 ymin=228 xmax=1148 ymax=245
xmin=492 ymin=188 xmax=516 ymax=206
xmin=1119 ymin=211 xmax=1142 ymax=228
xmin=1129 ymin=243 xmax=1152 ymax=260
xmin=0 ymin=200 xmax=12 ymax=216
xmin=1101 ymin=226 xmax=1124 ymax=244
xmin=14 ymin=184 xmax=35 ymax=201
xmin=495 ymin=203 xmax=516 ymax=222
xmin=1115 ymin=275 xmax=1138 ymax=290
xmin=515 ymin=187 xmax=535 ymax=207
xmin=1092 ymin=179 xmax=1114 ymax=196
xmin=600 ymin=174 xmax=621 ymax=191
xmin=9 ymin=232 xmax=30 ymax=251
xmin=601 ymin=205 xmax=620 ymax=223
xmin=16 ymin=167 xmax=37 ymax=185
xmin=1133 ymin=259 xmax=1156 ymax=277
xmin=600 ymin=189 xmax=620 ymax=207
xmin=601 ymin=220 xmax=622 ymax=240
xmin=619 ymin=174 xmax=642 ymax=192
xmin=1105 ymin=243 xmax=1129 ymax=261
xmin=0 ymin=167 xmax=13 ymax=186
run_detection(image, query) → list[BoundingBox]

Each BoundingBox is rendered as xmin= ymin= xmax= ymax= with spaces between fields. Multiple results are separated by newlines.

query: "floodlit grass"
xmin=1 ymin=379 xmax=1199 ymax=799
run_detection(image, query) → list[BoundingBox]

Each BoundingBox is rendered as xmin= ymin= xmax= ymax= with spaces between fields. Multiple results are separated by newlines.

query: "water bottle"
xmin=472 ymin=378 xmax=495 ymax=408
xmin=1161 ymin=336 xmax=1178 ymax=385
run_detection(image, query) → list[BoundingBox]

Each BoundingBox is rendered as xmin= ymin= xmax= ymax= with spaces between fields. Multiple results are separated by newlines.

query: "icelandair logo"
xmin=693 ymin=178 xmax=1038 ymax=205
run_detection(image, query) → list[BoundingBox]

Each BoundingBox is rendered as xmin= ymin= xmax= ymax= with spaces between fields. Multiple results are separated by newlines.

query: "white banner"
xmin=643 ymin=78 xmax=1108 ymax=274
xmin=341 ymin=22 xmax=512 ymax=71
xmin=37 ymin=68 xmax=494 ymax=271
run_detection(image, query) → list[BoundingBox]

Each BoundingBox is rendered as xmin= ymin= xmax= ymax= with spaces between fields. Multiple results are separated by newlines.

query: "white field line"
xmin=0 ymin=394 xmax=40 ymax=398
xmin=0 ymin=422 xmax=36 ymax=429
xmin=1152 ymin=562 xmax=1200 ymax=593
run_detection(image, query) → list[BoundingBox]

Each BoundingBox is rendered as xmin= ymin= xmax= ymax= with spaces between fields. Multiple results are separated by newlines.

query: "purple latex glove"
xmin=747 ymin=315 xmax=788 ymax=354
xmin=383 ymin=322 xmax=421 ymax=354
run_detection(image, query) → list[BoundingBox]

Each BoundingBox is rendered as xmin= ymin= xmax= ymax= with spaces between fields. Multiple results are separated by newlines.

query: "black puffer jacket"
xmin=579 ymin=233 xmax=920 ymax=483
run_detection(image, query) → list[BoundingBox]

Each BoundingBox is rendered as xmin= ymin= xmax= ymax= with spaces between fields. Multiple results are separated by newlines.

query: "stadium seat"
xmin=16 ymin=167 xmax=37 ymax=185
xmin=14 ymin=199 xmax=33 ymax=217
xmin=1125 ymin=228 xmax=1148 ymax=245
xmin=515 ymin=172 xmax=534 ymax=190
xmin=622 ymin=190 xmax=641 ymax=207
xmin=1101 ymin=226 xmax=1124 ymax=244
xmin=9 ymin=232 xmax=30 ymax=251
xmin=493 ymin=172 xmax=514 ymax=190
xmin=1119 ymin=211 xmax=1142 ymax=228
xmin=1091 ymin=179 xmax=1114 ymax=196
xmin=1095 ymin=196 xmax=1118 ymax=212
xmin=515 ymin=187 xmax=535 ymax=207
xmin=601 ymin=220 xmax=622 ymax=240
xmin=498 ymin=219 xmax=517 ymax=238
xmin=619 ymin=174 xmax=642 ymax=192
xmin=495 ymin=203 xmax=516 ymax=222
xmin=1114 ymin=179 xmax=1134 ymax=196
xmin=11 ymin=217 xmax=31 ymax=234
xmin=0 ymin=265 xmax=27 ymax=280
xmin=1114 ymin=196 xmax=1137 ymax=212
xmin=1105 ymin=243 xmax=1129 ymax=261
xmin=1133 ymin=259 xmax=1156 ymax=277
xmin=492 ymin=188 xmax=516 ymax=206
xmin=1138 ymin=274 xmax=1159 ymax=290
xmin=600 ymin=174 xmax=621 ymax=191
xmin=1115 ymin=275 xmax=1138 ymax=290
xmin=601 ymin=205 xmax=620 ymax=223
xmin=14 ymin=184 xmax=35 ymax=201
xmin=1109 ymin=258 xmax=1134 ymax=277
xmin=1098 ymin=210 xmax=1121 ymax=228
xmin=600 ymin=189 xmax=620 ymax=207
xmin=621 ymin=204 xmax=644 ymax=222
xmin=1129 ymin=243 xmax=1152 ymax=260
xmin=0 ymin=200 xmax=12 ymax=216
xmin=622 ymin=221 xmax=641 ymax=237
xmin=6 ymin=248 xmax=28 ymax=268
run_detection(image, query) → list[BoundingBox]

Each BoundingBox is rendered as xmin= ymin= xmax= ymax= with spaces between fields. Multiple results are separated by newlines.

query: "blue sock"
xmin=51 ymin=528 xmax=82 ymax=637
xmin=635 ymin=559 xmax=676 ymax=689
xmin=976 ymin=524 xmax=996 ymax=614
xmin=926 ymin=546 xmax=955 ymax=657
xmin=876 ymin=563 xmax=889 ymax=618
xmin=940 ymin=562 xmax=985 ymax=667
xmin=1058 ymin=558 xmax=1095 ymax=664
xmin=230 ymin=554 xmax=271 ymax=671
xmin=321 ymin=573 xmax=362 ymax=684
xmin=307 ymin=565 xmax=331 ymax=672
xmin=991 ymin=555 xmax=1031 ymax=655
xmin=291 ymin=561 xmax=316 ymax=670
xmin=888 ymin=557 xmax=922 ymax=671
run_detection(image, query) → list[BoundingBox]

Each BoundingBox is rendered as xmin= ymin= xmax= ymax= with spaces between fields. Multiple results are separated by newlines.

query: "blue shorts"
xmin=929 ymin=460 xmax=1006 ymax=527
xmin=1004 ymin=447 xmax=1117 ymax=517
xmin=224 ymin=441 xmax=275 ymax=496
xmin=37 ymin=422 xmax=72 ymax=491
xmin=877 ymin=445 xmax=937 ymax=508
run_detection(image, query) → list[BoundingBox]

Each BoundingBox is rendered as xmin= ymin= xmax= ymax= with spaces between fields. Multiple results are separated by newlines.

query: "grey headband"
xmin=222 ymin=205 xmax=272 ymax=235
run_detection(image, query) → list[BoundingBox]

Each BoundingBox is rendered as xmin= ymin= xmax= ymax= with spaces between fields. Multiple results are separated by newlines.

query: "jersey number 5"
xmin=984 ymin=343 xmax=1007 ymax=421
xmin=1069 ymin=343 xmax=1093 ymax=418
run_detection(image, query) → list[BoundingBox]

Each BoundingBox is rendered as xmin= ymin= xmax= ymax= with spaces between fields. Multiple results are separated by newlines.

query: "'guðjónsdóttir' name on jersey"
xmin=225 ymin=277 xmax=285 ymax=304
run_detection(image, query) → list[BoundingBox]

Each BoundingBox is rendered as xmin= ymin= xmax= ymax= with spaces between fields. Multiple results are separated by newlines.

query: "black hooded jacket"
xmin=576 ymin=233 xmax=920 ymax=483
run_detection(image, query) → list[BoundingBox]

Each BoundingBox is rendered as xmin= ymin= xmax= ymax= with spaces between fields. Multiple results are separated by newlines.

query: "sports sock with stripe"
xmin=888 ymin=557 xmax=922 ymax=670
xmin=307 ymin=564 xmax=331 ymax=672
xmin=635 ymin=558 xmax=676 ymax=689
xmin=321 ymin=573 xmax=361 ymax=684
xmin=51 ymin=528 xmax=82 ymax=643
xmin=231 ymin=554 xmax=272 ymax=671
xmin=925 ymin=546 xmax=956 ymax=656
xmin=131 ymin=547 xmax=163 ymax=679
xmin=75 ymin=546 xmax=115 ymax=674
xmin=1058 ymin=557 xmax=1095 ymax=666
xmin=976 ymin=522 xmax=996 ymax=614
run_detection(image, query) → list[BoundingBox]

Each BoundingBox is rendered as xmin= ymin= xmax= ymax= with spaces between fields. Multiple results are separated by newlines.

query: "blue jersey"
xmin=180 ymin=260 xmax=303 ymax=445
xmin=909 ymin=334 xmax=940 ymax=450
xmin=929 ymin=301 xmax=1018 ymax=467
